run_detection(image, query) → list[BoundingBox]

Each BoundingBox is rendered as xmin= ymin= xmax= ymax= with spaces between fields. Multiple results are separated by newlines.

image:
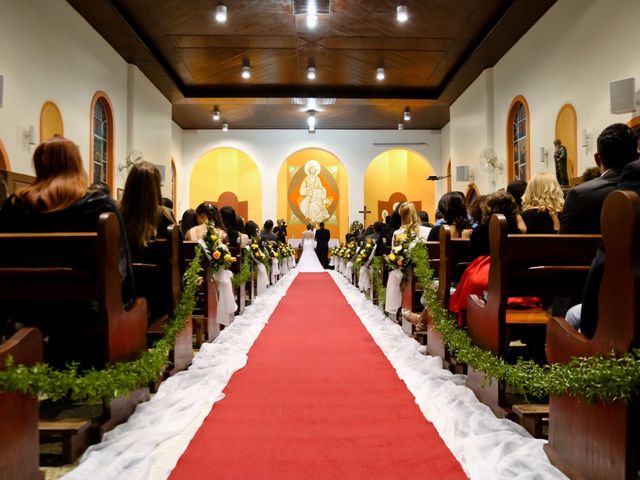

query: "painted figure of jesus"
xmin=299 ymin=160 xmax=330 ymax=223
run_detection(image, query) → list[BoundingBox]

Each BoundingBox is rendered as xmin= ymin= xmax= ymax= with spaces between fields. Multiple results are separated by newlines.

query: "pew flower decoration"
xmin=249 ymin=239 xmax=267 ymax=262
xmin=200 ymin=221 xmax=236 ymax=272
xmin=354 ymin=238 xmax=376 ymax=268
xmin=343 ymin=241 xmax=357 ymax=261
xmin=264 ymin=241 xmax=280 ymax=261
xmin=384 ymin=227 xmax=415 ymax=273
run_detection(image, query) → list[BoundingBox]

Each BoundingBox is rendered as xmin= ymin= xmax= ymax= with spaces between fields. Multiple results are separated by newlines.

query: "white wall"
xmin=448 ymin=0 xmax=640 ymax=194
xmin=181 ymin=129 xmax=442 ymax=224
xmin=0 ymin=0 xmax=174 ymax=195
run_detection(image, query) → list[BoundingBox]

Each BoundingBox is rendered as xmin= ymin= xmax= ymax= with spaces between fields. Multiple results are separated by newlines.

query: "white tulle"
xmin=296 ymin=238 xmax=324 ymax=272
xmin=62 ymin=271 xmax=298 ymax=480
xmin=270 ymin=258 xmax=280 ymax=284
xmin=256 ymin=262 xmax=269 ymax=296
xmin=358 ymin=265 xmax=370 ymax=292
xmin=213 ymin=269 xmax=237 ymax=326
xmin=280 ymin=260 xmax=289 ymax=275
xmin=344 ymin=261 xmax=354 ymax=279
xmin=329 ymin=272 xmax=567 ymax=480
xmin=384 ymin=268 xmax=404 ymax=315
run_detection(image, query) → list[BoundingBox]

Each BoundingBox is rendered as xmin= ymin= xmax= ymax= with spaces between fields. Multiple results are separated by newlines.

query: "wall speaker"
xmin=456 ymin=165 xmax=469 ymax=182
xmin=0 ymin=75 xmax=4 ymax=108
xmin=610 ymin=77 xmax=636 ymax=114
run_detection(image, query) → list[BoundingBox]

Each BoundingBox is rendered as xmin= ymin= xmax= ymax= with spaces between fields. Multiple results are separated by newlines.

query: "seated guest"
xmin=89 ymin=180 xmax=111 ymax=197
xmin=274 ymin=218 xmax=287 ymax=244
xmin=162 ymin=197 xmax=173 ymax=211
xmin=245 ymin=220 xmax=259 ymax=240
xmin=237 ymin=216 xmax=250 ymax=247
xmin=427 ymin=192 xmax=473 ymax=241
xmin=260 ymin=219 xmax=278 ymax=242
xmin=506 ymin=180 xmax=527 ymax=209
xmin=185 ymin=202 xmax=226 ymax=242
xmin=119 ymin=161 xmax=177 ymax=257
xmin=469 ymin=195 xmax=487 ymax=228
xmin=418 ymin=210 xmax=432 ymax=228
xmin=180 ymin=208 xmax=198 ymax=236
xmin=392 ymin=202 xmax=431 ymax=245
xmin=220 ymin=205 xmax=240 ymax=246
xmin=521 ymin=172 xmax=564 ymax=233
xmin=581 ymin=166 xmax=601 ymax=184
xmin=366 ymin=221 xmax=386 ymax=256
xmin=560 ymin=123 xmax=638 ymax=233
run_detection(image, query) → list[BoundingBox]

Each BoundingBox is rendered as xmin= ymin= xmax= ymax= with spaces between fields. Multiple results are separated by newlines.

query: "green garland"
xmin=409 ymin=242 xmax=640 ymax=403
xmin=0 ymin=247 xmax=204 ymax=403
xmin=371 ymin=256 xmax=386 ymax=310
xmin=232 ymin=249 xmax=252 ymax=288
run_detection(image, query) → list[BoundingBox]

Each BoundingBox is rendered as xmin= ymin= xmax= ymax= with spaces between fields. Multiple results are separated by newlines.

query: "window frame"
xmin=506 ymin=95 xmax=531 ymax=183
xmin=89 ymin=91 xmax=114 ymax=194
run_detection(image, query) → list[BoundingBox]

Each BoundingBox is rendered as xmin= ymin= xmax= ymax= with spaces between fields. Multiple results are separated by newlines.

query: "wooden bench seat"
xmin=39 ymin=418 xmax=91 ymax=463
xmin=511 ymin=404 xmax=549 ymax=438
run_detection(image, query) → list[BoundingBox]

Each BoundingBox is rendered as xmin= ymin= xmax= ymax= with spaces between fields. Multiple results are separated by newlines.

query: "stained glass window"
xmin=512 ymin=103 xmax=527 ymax=181
xmin=92 ymin=99 xmax=109 ymax=184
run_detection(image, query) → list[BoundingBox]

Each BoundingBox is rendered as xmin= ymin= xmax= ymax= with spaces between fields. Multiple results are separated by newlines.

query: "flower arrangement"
xmin=384 ymin=226 xmax=415 ymax=272
xmin=354 ymin=238 xmax=376 ymax=268
xmin=343 ymin=240 xmax=357 ymax=262
xmin=249 ymin=239 xmax=267 ymax=263
xmin=264 ymin=241 xmax=280 ymax=261
xmin=349 ymin=221 xmax=363 ymax=234
xmin=278 ymin=243 xmax=295 ymax=259
xmin=201 ymin=221 xmax=236 ymax=272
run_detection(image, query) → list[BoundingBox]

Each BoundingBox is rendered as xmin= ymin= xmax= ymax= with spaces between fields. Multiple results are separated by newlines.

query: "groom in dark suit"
xmin=314 ymin=222 xmax=330 ymax=269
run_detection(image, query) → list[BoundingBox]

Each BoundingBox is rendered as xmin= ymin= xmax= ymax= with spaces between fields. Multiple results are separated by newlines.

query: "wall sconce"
xmin=581 ymin=129 xmax=592 ymax=151
xmin=540 ymin=147 xmax=548 ymax=163
xmin=24 ymin=125 xmax=36 ymax=145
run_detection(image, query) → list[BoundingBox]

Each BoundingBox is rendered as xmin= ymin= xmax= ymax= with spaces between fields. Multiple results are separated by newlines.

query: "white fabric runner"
xmin=329 ymin=271 xmax=567 ymax=480
xmin=63 ymin=271 xmax=298 ymax=480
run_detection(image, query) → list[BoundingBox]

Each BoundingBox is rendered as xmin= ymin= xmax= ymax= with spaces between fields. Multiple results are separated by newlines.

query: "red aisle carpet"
xmin=171 ymin=273 xmax=465 ymax=479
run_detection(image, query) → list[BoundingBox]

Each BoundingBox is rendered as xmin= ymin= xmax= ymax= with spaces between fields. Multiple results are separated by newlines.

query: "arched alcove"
xmin=555 ymin=104 xmax=578 ymax=181
xmin=506 ymin=95 xmax=531 ymax=182
xmin=364 ymin=149 xmax=436 ymax=226
xmin=277 ymin=148 xmax=348 ymax=241
xmin=40 ymin=101 xmax=64 ymax=143
xmin=0 ymin=139 xmax=10 ymax=171
xmin=190 ymin=147 xmax=262 ymax=222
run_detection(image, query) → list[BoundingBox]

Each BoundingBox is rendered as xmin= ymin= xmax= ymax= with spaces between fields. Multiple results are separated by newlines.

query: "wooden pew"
xmin=133 ymin=225 xmax=193 ymax=376
xmin=0 ymin=212 xmax=147 ymax=367
xmin=544 ymin=190 xmax=640 ymax=480
xmin=465 ymin=214 xmax=601 ymax=417
xmin=0 ymin=328 xmax=43 ymax=480
xmin=184 ymin=241 xmax=218 ymax=346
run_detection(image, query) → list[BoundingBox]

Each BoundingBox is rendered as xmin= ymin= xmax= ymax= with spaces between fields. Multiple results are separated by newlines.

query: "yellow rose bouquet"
xmin=354 ymin=238 xmax=376 ymax=268
xmin=384 ymin=226 xmax=415 ymax=273
xmin=201 ymin=221 xmax=236 ymax=272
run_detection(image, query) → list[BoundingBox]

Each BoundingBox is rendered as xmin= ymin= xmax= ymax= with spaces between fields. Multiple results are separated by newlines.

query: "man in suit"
xmin=314 ymin=221 xmax=330 ymax=269
xmin=560 ymin=123 xmax=638 ymax=234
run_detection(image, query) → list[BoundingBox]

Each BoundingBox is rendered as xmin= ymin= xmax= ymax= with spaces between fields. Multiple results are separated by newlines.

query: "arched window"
xmin=89 ymin=92 xmax=114 ymax=192
xmin=507 ymin=96 xmax=530 ymax=182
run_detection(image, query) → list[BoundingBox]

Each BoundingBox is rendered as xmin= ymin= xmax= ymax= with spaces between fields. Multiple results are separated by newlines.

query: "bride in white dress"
xmin=296 ymin=223 xmax=325 ymax=272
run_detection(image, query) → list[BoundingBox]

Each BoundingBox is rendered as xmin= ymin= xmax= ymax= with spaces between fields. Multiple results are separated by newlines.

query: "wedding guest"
xmin=521 ymin=172 xmax=564 ymax=233
xmin=427 ymin=192 xmax=472 ymax=241
xmin=185 ymin=202 xmax=226 ymax=242
xmin=581 ymin=166 xmax=601 ymax=183
xmin=237 ymin=216 xmax=250 ymax=247
xmin=220 ymin=205 xmax=240 ymax=246
xmin=469 ymin=195 xmax=487 ymax=227
xmin=506 ymin=180 xmax=527 ymax=209
xmin=89 ymin=180 xmax=111 ymax=197
xmin=418 ymin=210 xmax=432 ymax=228
xmin=392 ymin=202 xmax=431 ymax=245
xmin=245 ymin=220 xmax=259 ymax=240
xmin=274 ymin=218 xmax=288 ymax=244
xmin=260 ymin=219 xmax=278 ymax=242
xmin=180 ymin=208 xmax=198 ymax=236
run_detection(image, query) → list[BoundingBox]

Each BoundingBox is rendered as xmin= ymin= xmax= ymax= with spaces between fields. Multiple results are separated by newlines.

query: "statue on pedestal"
xmin=553 ymin=139 xmax=569 ymax=186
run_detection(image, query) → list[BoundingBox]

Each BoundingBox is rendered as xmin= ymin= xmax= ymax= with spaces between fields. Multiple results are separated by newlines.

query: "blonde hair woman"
xmin=391 ymin=202 xmax=431 ymax=246
xmin=521 ymin=172 xmax=565 ymax=233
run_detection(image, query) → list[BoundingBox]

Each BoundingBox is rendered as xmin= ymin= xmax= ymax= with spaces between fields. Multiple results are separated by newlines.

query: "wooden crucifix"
xmin=358 ymin=205 xmax=372 ymax=224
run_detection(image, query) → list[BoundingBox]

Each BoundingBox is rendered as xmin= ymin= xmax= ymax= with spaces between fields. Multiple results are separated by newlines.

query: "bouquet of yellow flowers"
xmin=343 ymin=240 xmax=357 ymax=262
xmin=249 ymin=239 xmax=267 ymax=262
xmin=354 ymin=238 xmax=376 ymax=268
xmin=384 ymin=227 xmax=415 ymax=272
xmin=278 ymin=243 xmax=294 ymax=259
xmin=201 ymin=221 xmax=236 ymax=272
xmin=264 ymin=241 xmax=279 ymax=261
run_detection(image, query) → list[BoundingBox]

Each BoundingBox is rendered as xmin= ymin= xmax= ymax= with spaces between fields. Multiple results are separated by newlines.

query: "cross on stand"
xmin=358 ymin=205 xmax=372 ymax=224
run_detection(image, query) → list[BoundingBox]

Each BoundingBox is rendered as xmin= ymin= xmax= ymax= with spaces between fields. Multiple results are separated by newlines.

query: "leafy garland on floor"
xmin=231 ymin=249 xmax=252 ymax=288
xmin=0 ymin=247 xmax=204 ymax=403
xmin=371 ymin=256 xmax=386 ymax=310
xmin=407 ymin=242 xmax=640 ymax=403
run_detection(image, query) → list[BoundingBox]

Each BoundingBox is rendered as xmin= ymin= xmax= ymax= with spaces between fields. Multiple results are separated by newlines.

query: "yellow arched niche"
xmin=40 ymin=101 xmax=63 ymax=143
xmin=277 ymin=148 xmax=349 ymax=241
xmin=189 ymin=147 xmax=262 ymax=222
xmin=364 ymin=149 xmax=436 ymax=226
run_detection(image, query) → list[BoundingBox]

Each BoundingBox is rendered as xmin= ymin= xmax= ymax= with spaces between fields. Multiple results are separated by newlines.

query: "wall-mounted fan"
xmin=118 ymin=150 xmax=144 ymax=172
xmin=479 ymin=148 xmax=503 ymax=174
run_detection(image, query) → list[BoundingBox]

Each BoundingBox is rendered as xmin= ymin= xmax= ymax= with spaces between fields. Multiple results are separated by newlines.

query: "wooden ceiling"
xmin=67 ymin=0 xmax=556 ymax=130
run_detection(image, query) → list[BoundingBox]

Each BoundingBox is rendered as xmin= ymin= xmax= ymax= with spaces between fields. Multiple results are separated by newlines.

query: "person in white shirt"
xmin=391 ymin=202 xmax=431 ymax=246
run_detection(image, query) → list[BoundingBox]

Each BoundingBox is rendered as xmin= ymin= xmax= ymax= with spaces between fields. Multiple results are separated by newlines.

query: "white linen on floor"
xmin=329 ymin=271 xmax=567 ymax=480
xmin=63 ymin=271 xmax=298 ymax=480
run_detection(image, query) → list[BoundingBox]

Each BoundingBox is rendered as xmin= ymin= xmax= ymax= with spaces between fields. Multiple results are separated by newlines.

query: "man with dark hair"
xmin=260 ymin=219 xmax=278 ymax=242
xmin=560 ymin=123 xmax=638 ymax=234
xmin=314 ymin=221 xmax=330 ymax=268
xmin=506 ymin=180 xmax=527 ymax=209
xmin=417 ymin=210 xmax=432 ymax=227
xmin=366 ymin=221 xmax=386 ymax=256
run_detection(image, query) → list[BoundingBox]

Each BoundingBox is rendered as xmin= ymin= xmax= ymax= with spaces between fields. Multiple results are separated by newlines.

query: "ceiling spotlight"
xmin=307 ymin=111 xmax=317 ymax=129
xmin=403 ymin=107 xmax=411 ymax=121
xmin=307 ymin=13 xmax=318 ymax=28
xmin=307 ymin=66 xmax=317 ymax=80
xmin=212 ymin=108 xmax=221 ymax=121
xmin=397 ymin=5 xmax=408 ymax=23
xmin=215 ymin=4 xmax=227 ymax=23
xmin=222 ymin=123 xmax=229 ymax=131
xmin=241 ymin=64 xmax=251 ymax=79
xmin=398 ymin=123 xmax=404 ymax=130
xmin=376 ymin=67 xmax=385 ymax=81
xmin=308 ymin=125 xmax=316 ymax=133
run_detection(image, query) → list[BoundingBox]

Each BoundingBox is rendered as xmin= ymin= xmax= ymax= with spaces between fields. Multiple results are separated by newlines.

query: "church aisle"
xmin=170 ymin=272 xmax=465 ymax=479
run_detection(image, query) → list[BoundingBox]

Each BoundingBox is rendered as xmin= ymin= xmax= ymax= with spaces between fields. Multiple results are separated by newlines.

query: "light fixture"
xmin=241 ymin=64 xmax=251 ymax=79
xmin=307 ymin=13 xmax=318 ymax=28
xmin=307 ymin=66 xmax=317 ymax=80
xmin=403 ymin=107 xmax=411 ymax=121
xmin=222 ymin=123 xmax=229 ymax=131
xmin=398 ymin=123 xmax=404 ymax=131
xmin=396 ymin=5 xmax=408 ymax=23
xmin=24 ymin=125 xmax=36 ymax=145
xmin=215 ymin=4 xmax=227 ymax=23
xmin=376 ymin=67 xmax=385 ymax=81
xmin=307 ymin=111 xmax=317 ymax=129
xmin=212 ymin=108 xmax=221 ymax=121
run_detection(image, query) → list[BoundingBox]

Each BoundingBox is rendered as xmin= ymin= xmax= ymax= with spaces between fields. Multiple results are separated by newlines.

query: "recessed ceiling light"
xmin=397 ymin=5 xmax=408 ymax=23
xmin=376 ymin=67 xmax=385 ymax=81
xmin=403 ymin=107 xmax=411 ymax=121
xmin=307 ymin=66 xmax=317 ymax=80
xmin=307 ymin=111 xmax=317 ymax=129
xmin=241 ymin=64 xmax=250 ymax=79
xmin=307 ymin=13 xmax=318 ymax=28
xmin=212 ymin=108 xmax=221 ymax=121
xmin=398 ymin=123 xmax=404 ymax=130
xmin=215 ymin=5 xmax=227 ymax=23
xmin=222 ymin=123 xmax=229 ymax=131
